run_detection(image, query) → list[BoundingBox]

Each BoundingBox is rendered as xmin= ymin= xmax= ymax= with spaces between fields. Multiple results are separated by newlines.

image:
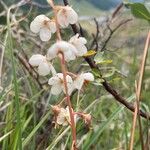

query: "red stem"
xmin=59 ymin=53 xmax=77 ymax=149
xmin=48 ymin=0 xmax=77 ymax=148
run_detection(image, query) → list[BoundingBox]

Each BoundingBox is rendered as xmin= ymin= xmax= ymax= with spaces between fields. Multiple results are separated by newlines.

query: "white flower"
xmin=74 ymin=72 xmax=94 ymax=90
xmin=56 ymin=107 xmax=76 ymax=126
xmin=69 ymin=34 xmax=87 ymax=56
xmin=48 ymin=73 xmax=74 ymax=95
xmin=47 ymin=41 xmax=78 ymax=62
xmin=57 ymin=6 xmax=78 ymax=28
xmin=30 ymin=14 xmax=56 ymax=41
xmin=56 ymin=107 xmax=70 ymax=126
xmin=29 ymin=54 xmax=52 ymax=76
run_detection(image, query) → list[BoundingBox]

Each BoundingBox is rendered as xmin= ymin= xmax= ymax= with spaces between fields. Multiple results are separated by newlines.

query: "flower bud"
xmin=51 ymin=105 xmax=61 ymax=115
xmin=82 ymin=113 xmax=92 ymax=126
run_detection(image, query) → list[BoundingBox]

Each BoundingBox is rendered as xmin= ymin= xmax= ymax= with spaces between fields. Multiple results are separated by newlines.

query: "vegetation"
xmin=0 ymin=0 xmax=149 ymax=150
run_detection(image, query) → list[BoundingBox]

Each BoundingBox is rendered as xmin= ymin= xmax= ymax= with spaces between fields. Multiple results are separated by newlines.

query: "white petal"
xmin=49 ymin=21 xmax=56 ymax=33
xmin=57 ymin=9 xmax=69 ymax=28
xmin=75 ymin=44 xmax=87 ymax=56
xmin=49 ymin=64 xmax=57 ymax=76
xmin=47 ymin=41 xmax=77 ymax=61
xmin=69 ymin=34 xmax=87 ymax=56
xmin=34 ymin=14 xmax=48 ymax=22
xmin=56 ymin=73 xmax=64 ymax=80
xmin=51 ymin=84 xmax=62 ymax=95
xmin=83 ymin=73 xmax=94 ymax=81
xmin=79 ymin=37 xmax=87 ymax=44
xmin=29 ymin=54 xmax=45 ymax=66
xmin=66 ymin=75 xmax=74 ymax=95
xmin=48 ymin=76 xmax=60 ymax=85
xmin=66 ymin=6 xmax=78 ymax=24
xmin=62 ymin=75 xmax=74 ymax=95
xmin=39 ymin=27 xmax=51 ymax=41
xmin=30 ymin=14 xmax=47 ymax=33
xmin=38 ymin=62 xmax=50 ymax=76
xmin=74 ymin=75 xmax=84 ymax=90
xmin=57 ymin=115 xmax=65 ymax=125
xmin=64 ymin=50 xmax=76 ymax=62
xmin=66 ymin=75 xmax=73 ymax=84
xmin=30 ymin=21 xmax=41 ymax=33
xmin=67 ymin=82 xmax=75 ymax=95
xmin=47 ymin=44 xmax=59 ymax=60
xmin=57 ymin=108 xmax=69 ymax=126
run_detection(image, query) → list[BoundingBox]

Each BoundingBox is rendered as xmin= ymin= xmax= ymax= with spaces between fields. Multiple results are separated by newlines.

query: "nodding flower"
xmin=73 ymin=72 xmax=94 ymax=90
xmin=30 ymin=14 xmax=56 ymax=41
xmin=48 ymin=73 xmax=74 ymax=95
xmin=69 ymin=33 xmax=87 ymax=56
xmin=57 ymin=5 xmax=78 ymax=28
xmin=29 ymin=54 xmax=55 ymax=76
xmin=47 ymin=41 xmax=78 ymax=62
xmin=56 ymin=107 xmax=76 ymax=126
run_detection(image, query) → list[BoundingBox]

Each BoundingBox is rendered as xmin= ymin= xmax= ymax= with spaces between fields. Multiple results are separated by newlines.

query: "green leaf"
xmin=94 ymin=51 xmax=112 ymax=65
xmin=126 ymin=3 xmax=150 ymax=21
xmin=96 ymin=59 xmax=113 ymax=65
xmin=22 ymin=111 xmax=51 ymax=148
xmin=102 ymin=67 xmax=116 ymax=78
xmin=94 ymin=51 xmax=104 ymax=63
xmin=92 ymin=68 xmax=102 ymax=78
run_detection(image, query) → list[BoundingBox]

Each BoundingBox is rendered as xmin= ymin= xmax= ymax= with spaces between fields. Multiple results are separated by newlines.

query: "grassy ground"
xmin=0 ymin=1 xmax=150 ymax=150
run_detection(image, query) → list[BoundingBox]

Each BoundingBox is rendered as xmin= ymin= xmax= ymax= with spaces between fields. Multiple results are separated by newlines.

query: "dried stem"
xmin=129 ymin=31 xmax=150 ymax=150
xmin=137 ymin=31 xmax=150 ymax=100
xmin=129 ymin=82 xmax=139 ymax=150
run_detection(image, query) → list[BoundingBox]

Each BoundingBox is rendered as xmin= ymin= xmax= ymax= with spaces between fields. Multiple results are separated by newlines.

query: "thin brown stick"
xmin=129 ymin=82 xmax=139 ymax=150
xmin=137 ymin=31 xmax=150 ymax=150
xmin=111 ymin=2 xmax=124 ymax=19
xmin=137 ymin=31 xmax=150 ymax=100
xmin=129 ymin=30 xmax=150 ymax=150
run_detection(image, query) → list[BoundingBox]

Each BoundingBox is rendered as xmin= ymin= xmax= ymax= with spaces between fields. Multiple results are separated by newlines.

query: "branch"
xmin=90 ymin=18 xmax=99 ymax=51
xmin=111 ymin=2 xmax=124 ymax=19
xmin=101 ymin=18 xmax=132 ymax=51
xmin=62 ymin=0 xmax=150 ymax=120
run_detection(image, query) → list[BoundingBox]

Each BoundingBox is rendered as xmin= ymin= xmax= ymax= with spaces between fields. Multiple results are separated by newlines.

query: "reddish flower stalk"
xmin=48 ymin=0 xmax=77 ymax=149
xmin=59 ymin=53 xmax=77 ymax=149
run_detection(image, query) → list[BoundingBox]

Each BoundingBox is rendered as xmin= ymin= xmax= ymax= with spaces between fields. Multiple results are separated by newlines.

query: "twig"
xmin=101 ymin=19 xmax=132 ymax=51
xmin=14 ymin=51 xmax=44 ymax=88
xmin=136 ymin=31 xmax=150 ymax=149
xmin=90 ymin=18 xmax=99 ymax=51
xmin=137 ymin=31 xmax=150 ymax=100
xmin=129 ymin=82 xmax=140 ymax=150
xmin=62 ymin=0 xmax=150 ymax=120
xmin=126 ymin=31 xmax=150 ymax=149
xmin=111 ymin=2 xmax=124 ymax=19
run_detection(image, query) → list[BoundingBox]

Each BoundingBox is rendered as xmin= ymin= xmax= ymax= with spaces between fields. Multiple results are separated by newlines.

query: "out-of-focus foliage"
xmin=126 ymin=2 xmax=150 ymax=22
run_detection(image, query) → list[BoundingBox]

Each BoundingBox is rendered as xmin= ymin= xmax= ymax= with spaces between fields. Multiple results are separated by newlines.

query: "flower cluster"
xmin=51 ymin=105 xmax=92 ymax=127
xmin=48 ymin=72 xmax=94 ymax=95
xmin=29 ymin=0 xmax=94 ymax=131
